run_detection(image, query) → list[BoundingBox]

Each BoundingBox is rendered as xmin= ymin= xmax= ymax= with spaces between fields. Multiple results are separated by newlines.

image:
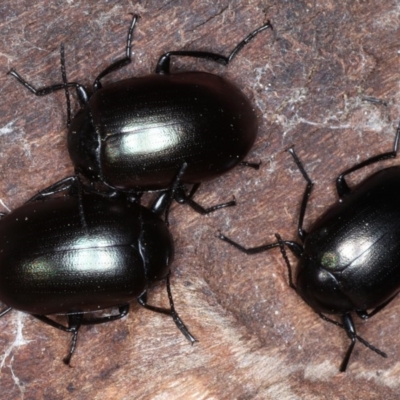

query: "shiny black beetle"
xmin=0 ymin=167 xmax=195 ymax=364
xmin=219 ymin=124 xmax=400 ymax=372
xmin=9 ymin=15 xmax=272 ymax=213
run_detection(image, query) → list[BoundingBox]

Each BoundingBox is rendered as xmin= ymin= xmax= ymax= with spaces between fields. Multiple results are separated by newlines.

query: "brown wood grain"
xmin=1 ymin=1 xmax=400 ymax=399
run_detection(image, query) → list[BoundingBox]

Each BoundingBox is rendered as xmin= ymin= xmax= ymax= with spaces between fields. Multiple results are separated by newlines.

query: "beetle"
xmin=0 ymin=165 xmax=195 ymax=365
xmin=9 ymin=14 xmax=272 ymax=214
xmin=218 ymin=124 xmax=400 ymax=372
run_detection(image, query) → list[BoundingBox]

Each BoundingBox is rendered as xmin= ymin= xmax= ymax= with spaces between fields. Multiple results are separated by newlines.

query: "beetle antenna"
xmin=275 ymin=233 xmax=296 ymax=289
xmin=226 ymin=20 xmax=273 ymax=63
xmin=356 ymin=335 xmax=387 ymax=358
xmin=60 ymin=43 xmax=72 ymax=127
xmin=75 ymin=176 xmax=89 ymax=233
xmin=93 ymin=14 xmax=139 ymax=91
xmin=287 ymin=147 xmax=314 ymax=242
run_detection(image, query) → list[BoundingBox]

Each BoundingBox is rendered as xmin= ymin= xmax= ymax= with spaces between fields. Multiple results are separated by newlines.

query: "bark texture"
xmin=1 ymin=1 xmax=400 ymax=399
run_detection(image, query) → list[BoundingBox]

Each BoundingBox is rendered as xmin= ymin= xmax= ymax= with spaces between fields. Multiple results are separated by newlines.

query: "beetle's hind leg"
xmin=155 ymin=20 xmax=272 ymax=74
xmin=138 ymin=274 xmax=196 ymax=344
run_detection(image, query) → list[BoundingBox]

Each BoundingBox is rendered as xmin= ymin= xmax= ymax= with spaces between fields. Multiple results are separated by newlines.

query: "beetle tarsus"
xmin=340 ymin=337 xmax=356 ymax=372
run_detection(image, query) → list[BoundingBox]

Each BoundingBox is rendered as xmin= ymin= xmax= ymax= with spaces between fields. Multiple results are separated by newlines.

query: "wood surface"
xmin=1 ymin=1 xmax=400 ymax=399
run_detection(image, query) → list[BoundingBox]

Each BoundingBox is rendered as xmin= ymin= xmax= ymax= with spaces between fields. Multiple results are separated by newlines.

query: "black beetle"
xmin=219 ymin=124 xmax=400 ymax=372
xmin=0 ymin=166 xmax=195 ymax=365
xmin=9 ymin=15 xmax=272 ymax=213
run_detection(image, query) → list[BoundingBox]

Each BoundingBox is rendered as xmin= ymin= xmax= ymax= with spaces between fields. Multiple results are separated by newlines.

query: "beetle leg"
xmin=151 ymin=163 xmax=188 ymax=225
xmin=336 ymin=120 xmax=400 ymax=197
xmin=319 ymin=313 xmax=387 ymax=372
xmin=26 ymin=175 xmax=104 ymax=204
xmin=239 ymin=160 xmax=261 ymax=169
xmin=164 ymin=274 xmax=197 ymax=344
xmin=93 ymin=14 xmax=139 ymax=91
xmin=32 ymin=313 xmax=83 ymax=365
xmin=8 ymin=69 xmax=85 ymax=101
xmin=356 ymin=295 xmax=397 ymax=320
xmin=174 ymin=186 xmax=236 ymax=215
xmin=0 ymin=307 xmax=12 ymax=317
xmin=137 ymin=275 xmax=196 ymax=344
xmin=171 ymin=159 xmax=260 ymax=214
xmin=287 ymin=147 xmax=314 ymax=242
xmin=27 ymin=176 xmax=77 ymax=202
xmin=340 ymin=313 xmax=358 ymax=372
xmin=60 ymin=43 xmax=72 ymax=127
xmin=218 ymin=233 xmax=281 ymax=254
xmin=32 ymin=307 xmax=129 ymax=364
xmin=218 ymin=232 xmax=303 ymax=289
xmin=155 ymin=21 xmax=273 ymax=74
xmin=219 ymin=232 xmax=303 ymax=255
xmin=80 ymin=305 xmax=130 ymax=325
xmin=63 ymin=314 xmax=83 ymax=365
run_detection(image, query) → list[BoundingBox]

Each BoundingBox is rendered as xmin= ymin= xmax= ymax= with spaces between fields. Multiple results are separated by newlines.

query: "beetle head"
xmin=296 ymin=255 xmax=354 ymax=315
xmin=138 ymin=210 xmax=174 ymax=282
xmin=67 ymin=107 xmax=101 ymax=181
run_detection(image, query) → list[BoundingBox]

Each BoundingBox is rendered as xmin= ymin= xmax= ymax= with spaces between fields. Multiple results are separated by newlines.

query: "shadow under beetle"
xmin=9 ymin=14 xmax=272 ymax=215
xmin=0 ymin=165 xmax=195 ymax=365
xmin=219 ymin=123 xmax=400 ymax=372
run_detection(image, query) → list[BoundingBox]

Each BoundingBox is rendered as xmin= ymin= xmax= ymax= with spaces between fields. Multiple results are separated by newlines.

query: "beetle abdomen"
xmin=0 ymin=194 xmax=172 ymax=314
xmin=90 ymin=72 xmax=257 ymax=190
xmin=1 ymin=246 xmax=146 ymax=314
